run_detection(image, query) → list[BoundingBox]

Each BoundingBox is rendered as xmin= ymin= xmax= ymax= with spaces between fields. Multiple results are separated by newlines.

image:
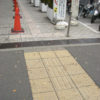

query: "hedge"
xmin=40 ymin=0 xmax=53 ymax=9
xmin=48 ymin=0 xmax=53 ymax=9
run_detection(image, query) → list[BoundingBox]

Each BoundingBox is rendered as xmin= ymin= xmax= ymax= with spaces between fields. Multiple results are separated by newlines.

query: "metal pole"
xmin=66 ymin=11 xmax=72 ymax=37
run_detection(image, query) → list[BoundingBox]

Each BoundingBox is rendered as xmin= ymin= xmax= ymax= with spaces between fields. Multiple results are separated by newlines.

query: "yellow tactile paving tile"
xmin=28 ymin=68 xmax=48 ymax=80
xmin=42 ymin=58 xmax=61 ymax=66
xmin=26 ymin=60 xmax=44 ymax=69
xmin=59 ymin=56 xmax=78 ymax=65
xmin=30 ymin=78 xmax=54 ymax=94
xmin=64 ymin=64 xmax=86 ymax=75
xmin=71 ymin=74 xmax=95 ymax=88
xmin=33 ymin=92 xmax=58 ymax=100
xmin=40 ymin=51 xmax=56 ymax=58
xmin=57 ymin=89 xmax=83 ymax=100
xmin=24 ymin=50 xmax=100 ymax=100
xmin=24 ymin=52 xmax=40 ymax=60
xmin=79 ymin=86 xmax=100 ymax=100
xmin=46 ymin=66 xmax=67 ymax=77
xmin=55 ymin=50 xmax=71 ymax=57
xmin=51 ymin=76 xmax=72 ymax=91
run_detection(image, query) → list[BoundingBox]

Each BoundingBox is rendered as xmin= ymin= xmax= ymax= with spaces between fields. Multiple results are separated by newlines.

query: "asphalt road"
xmin=66 ymin=44 xmax=100 ymax=87
xmin=0 ymin=50 xmax=33 ymax=100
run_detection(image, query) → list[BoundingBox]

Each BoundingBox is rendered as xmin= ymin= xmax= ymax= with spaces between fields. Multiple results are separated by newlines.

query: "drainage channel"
xmin=0 ymin=38 xmax=100 ymax=49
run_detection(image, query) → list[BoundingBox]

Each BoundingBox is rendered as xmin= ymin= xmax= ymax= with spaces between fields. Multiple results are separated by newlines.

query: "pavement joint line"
xmin=25 ymin=53 xmax=59 ymax=99
xmin=24 ymin=50 xmax=100 ymax=99
xmin=12 ymin=0 xmax=100 ymax=42
xmin=38 ymin=53 xmax=60 ymax=100
xmin=27 ymin=76 xmax=73 ymax=80
xmin=25 ymin=53 xmax=70 ymax=100
xmin=31 ymin=91 xmax=58 ymax=95
xmin=17 ymin=0 xmax=32 ymax=37
xmin=18 ymin=0 xmax=34 ymax=36
xmin=31 ymin=90 xmax=54 ymax=94
xmin=78 ymin=20 xmax=100 ymax=34
xmin=55 ymin=50 xmax=100 ymax=98
xmin=54 ymin=51 xmax=86 ymax=100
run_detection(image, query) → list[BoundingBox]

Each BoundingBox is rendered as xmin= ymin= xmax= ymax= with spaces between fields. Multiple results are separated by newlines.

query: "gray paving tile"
xmin=0 ymin=0 xmax=100 ymax=44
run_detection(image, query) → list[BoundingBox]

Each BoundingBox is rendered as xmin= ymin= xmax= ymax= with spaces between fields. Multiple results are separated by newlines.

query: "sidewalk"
xmin=0 ymin=0 xmax=100 ymax=100
xmin=0 ymin=0 xmax=100 ymax=44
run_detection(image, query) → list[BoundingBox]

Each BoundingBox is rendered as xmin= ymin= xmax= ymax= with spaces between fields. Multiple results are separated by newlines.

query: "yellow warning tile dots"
xmin=24 ymin=50 xmax=100 ymax=100
xmin=30 ymin=78 xmax=54 ymax=94
xmin=28 ymin=68 xmax=48 ymax=80
xmin=57 ymin=89 xmax=83 ymax=100
xmin=40 ymin=51 xmax=56 ymax=59
xmin=51 ymin=76 xmax=72 ymax=91
xmin=64 ymin=64 xmax=86 ymax=75
xmin=42 ymin=58 xmax=61 ymax=66
xmin=54 ymin=50 xmax=72 ymax=57
xmin=79 ymin=86 xmax=100 ymax=100
xmin=26 ymin=60 xmax=44 ymax=69
xmin=24 ymin=52 xmax=40 ymax=60
xmin=59 ymin=57 xmax=78 ymax=65
xmin=46 ymin=66 xmax=67 ymax=77
xmin=71 ymin=74 xmax=95 ymax=88
xmin=33 ymin=92 xmax=58 ymax=100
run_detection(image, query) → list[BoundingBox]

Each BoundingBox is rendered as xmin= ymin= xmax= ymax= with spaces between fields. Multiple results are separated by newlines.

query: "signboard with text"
xmin=53 ymin=0 xmax=66 ymax=20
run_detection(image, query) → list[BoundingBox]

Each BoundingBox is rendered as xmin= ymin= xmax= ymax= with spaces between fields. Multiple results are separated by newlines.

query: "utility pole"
xmin=66 ymin=11 xmax=72 ymax=37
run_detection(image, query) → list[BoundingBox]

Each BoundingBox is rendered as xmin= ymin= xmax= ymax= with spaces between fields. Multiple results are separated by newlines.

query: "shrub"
xmin=44 ymin=0 xmax=48 ymax=5
xmin=48 ymin=0 xmax=53 ymax=9
xmin=40 ymin=0 xmax=45 ymax=3
xmin=40 ymin=0 xmax=53 ymax=9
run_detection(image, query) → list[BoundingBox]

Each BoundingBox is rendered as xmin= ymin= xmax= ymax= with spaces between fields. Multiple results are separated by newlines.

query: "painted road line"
xmin=24 ymin=50 xmax=100 ymax=100
xmin=78 ymin=21 xmax=100 ymax=34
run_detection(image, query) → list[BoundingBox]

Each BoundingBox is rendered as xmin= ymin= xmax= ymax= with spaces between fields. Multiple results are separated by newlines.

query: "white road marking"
xmin=78 ymin=20 xmax=100 ymax=33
